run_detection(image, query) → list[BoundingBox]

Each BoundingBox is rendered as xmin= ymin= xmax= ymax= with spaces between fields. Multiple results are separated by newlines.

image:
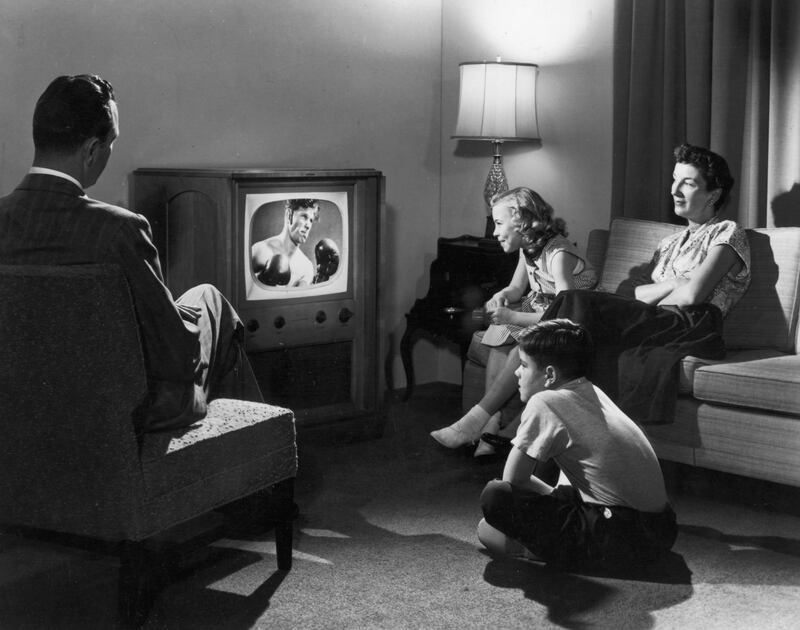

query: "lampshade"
xmin=453 ymin=61 xmax=540 ymax=142
xmin=452 ymin=61 xmax=540 ymax=236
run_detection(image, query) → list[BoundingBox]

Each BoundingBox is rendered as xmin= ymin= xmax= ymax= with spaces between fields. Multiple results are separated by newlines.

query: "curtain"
xmin=612 ymin=0 xmax=800 ymax=228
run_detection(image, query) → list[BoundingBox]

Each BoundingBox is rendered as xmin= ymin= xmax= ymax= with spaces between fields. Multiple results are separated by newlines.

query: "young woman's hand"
xmin=490 ymin=305 xmax=518 ymax=325
xmin=485 ymin=293 xmax=510 ymax=312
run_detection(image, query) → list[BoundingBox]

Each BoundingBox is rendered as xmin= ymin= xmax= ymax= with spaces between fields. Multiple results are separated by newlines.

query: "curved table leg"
xmin=400 ymin=322 xmax=417 ymax=401
xmin=458 ymin=335 xmax=472 ymax=371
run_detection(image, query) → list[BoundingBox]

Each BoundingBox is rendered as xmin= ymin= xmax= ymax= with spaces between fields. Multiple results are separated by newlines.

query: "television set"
xmin=131 ymin=167 xmax=383 ymax=429
xmin=233 ymin=178 xmax=367 ymax=355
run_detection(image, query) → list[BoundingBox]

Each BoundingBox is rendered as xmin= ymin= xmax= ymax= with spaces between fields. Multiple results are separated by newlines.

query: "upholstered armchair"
xmin=0 ymin=264 xmax=298 ymax=624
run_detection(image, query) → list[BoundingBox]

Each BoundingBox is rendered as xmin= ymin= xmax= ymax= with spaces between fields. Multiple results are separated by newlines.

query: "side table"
xmin=398 ymin=235 xmax=518 ymax=400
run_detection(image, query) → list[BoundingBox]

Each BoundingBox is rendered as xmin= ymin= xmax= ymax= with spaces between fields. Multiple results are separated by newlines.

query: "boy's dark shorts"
xmin=481 ymin=479 xmax=678 ymax=569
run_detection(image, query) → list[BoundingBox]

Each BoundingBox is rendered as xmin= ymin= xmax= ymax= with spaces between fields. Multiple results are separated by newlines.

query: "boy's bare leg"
xmin=477 ymin=518 xmax=542 ymax=561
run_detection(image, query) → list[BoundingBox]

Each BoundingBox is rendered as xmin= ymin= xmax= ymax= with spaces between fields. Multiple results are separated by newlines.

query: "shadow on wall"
xmin=771 ymin=184 xmax=800 ymax=227
xmin=713 ymin=230 xmax=790 ymax=350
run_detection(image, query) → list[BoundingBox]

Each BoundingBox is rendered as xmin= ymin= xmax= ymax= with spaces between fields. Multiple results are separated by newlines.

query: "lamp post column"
xmin=483 ymin=140 xmax=508 ymax=237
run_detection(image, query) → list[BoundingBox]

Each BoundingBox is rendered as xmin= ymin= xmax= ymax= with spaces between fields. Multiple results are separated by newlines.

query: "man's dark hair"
xmin=518 ymin=318 xmax=593 ymax=380
xmin=33 ymin=74 xmax=116 ymax=154
xmin=285 ymin=198 xmax=320 ymax=220
xmin=673 ymin=143 xmax=734 ymax=211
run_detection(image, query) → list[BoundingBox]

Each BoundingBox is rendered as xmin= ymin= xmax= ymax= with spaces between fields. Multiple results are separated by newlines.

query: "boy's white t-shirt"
xmin=511 ymin=377 xmax=668 ymax=513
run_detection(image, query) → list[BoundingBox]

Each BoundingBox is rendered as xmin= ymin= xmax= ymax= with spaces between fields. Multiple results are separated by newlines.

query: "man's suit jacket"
xmin=0 ymin=173 xmax=200 ymax=432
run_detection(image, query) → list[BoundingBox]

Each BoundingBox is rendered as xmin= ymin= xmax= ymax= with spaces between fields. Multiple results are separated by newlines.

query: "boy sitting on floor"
xmin=477 ymin=319 xmax=678 ymax=569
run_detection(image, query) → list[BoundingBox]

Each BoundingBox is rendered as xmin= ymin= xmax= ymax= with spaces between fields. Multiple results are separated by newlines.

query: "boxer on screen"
xmin=251 ymin=198 xmax=319 ymax=287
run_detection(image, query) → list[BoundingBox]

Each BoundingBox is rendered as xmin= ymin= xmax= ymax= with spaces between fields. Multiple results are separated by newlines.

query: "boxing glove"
xmin=313 ymin=238 xmax=340 ymax=283
xmin=257 ymin=253 xmax=291 ymax=286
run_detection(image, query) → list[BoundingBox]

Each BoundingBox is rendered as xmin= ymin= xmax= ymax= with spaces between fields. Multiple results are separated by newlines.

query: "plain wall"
xmin=0 ymin=0 xmax=614 ymax=391
xmin=0 ymin=0 xmax=443 ymax=388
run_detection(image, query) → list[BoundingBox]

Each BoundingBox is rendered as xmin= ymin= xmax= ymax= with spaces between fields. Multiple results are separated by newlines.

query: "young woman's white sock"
xmin=430 ymin=405 xmax=491 ymax=448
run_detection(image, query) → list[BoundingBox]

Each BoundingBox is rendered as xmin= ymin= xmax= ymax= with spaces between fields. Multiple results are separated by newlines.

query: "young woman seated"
xmin=430 ymin=187 xmax=597 ymax=454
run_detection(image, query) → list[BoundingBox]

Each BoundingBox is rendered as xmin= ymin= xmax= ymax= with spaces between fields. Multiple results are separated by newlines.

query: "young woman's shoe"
xmin=473 ymin=440 xmax=496 ymax=457
xmin=430 ymin=406 xmax=489 ymax=448
xmin=479 ymin=432 xmax=512 ymax=456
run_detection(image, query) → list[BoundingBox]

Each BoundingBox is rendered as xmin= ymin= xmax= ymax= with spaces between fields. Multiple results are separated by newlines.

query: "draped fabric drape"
xmin=612 ymin=0 xmax=800 ymax=228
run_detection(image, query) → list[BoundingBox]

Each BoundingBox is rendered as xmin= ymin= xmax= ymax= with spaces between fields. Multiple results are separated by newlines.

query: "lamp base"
xmin=483 ymin=141 xmax=508 ymax=237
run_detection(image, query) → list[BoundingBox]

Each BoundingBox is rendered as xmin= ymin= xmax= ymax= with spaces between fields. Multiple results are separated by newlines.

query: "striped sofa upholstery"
xmin=463 ymin=218 xmax=800 ymax=487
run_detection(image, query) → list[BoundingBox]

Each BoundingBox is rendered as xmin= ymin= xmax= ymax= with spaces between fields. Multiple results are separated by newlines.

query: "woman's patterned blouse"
xmin=651 ymin=216 xmax=751 ymax=316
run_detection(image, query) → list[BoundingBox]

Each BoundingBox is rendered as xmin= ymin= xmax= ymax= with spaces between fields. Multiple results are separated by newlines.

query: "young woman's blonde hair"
xmin=490 ymin=187 xmax=567 ymax=263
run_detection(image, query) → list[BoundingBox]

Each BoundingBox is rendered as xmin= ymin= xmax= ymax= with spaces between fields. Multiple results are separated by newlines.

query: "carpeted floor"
xmin=1 ymin=383 xmax=799 ymax=629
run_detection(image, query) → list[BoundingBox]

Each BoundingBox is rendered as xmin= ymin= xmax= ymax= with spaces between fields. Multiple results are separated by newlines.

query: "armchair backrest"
xmin=0 ymin=264 xmax=147 ymax=537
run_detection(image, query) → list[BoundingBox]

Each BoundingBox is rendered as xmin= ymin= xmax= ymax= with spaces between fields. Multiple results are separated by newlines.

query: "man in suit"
xmin=0 ymin=74 xmax=262 ymax=433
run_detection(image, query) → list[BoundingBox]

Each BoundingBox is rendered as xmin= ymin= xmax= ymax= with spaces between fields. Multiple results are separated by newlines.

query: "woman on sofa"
xmin=430 ymin=186 xmax=597 ymax=454
xmin=431 ymin=143 xmax=751 ymax=446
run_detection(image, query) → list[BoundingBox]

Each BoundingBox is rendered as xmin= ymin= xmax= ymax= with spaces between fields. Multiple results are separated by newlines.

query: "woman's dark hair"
xmin=33 ymin=74 xmax=116 ymax=154
xmin=673 ymin=143 xmax=734 ymax=211
xmin=490 ymin=187 xmax=567 ymax=263
xmin=518 ymin=318 xmax=593 ymax=380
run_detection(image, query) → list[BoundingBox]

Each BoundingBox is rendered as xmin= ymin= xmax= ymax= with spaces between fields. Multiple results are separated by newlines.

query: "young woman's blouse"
xmin=479 ymin=235 xmax=597 ymax=346
xmin=524 ymin=234 xmax=597 ymax=297
xmin=651 ymin=216 xmax=751 ymax=317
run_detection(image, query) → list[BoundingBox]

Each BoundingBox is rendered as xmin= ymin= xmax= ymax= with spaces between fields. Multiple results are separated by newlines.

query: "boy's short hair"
xmin=518 ymin=319 xmax=593 ymax=379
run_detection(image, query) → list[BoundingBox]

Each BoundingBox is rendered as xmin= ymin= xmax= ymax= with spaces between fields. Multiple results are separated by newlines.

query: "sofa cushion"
xmin=678 ymin=348 xmax=786 ymax=395
xmin=643 ymin=397 xmax=703 ymax=463
xmin=678 ymin=354 xmax=717 ymax=394
xmin=722 ymin=228 xmax=800 ymax=352
xmin=692 ymin=403 xmax=800 ymax=487
xmin=597 ymin=218 xmax=681 ymax=295
xmin=466 ymin=330 xmax=492 ymax=365
xmin=693 ymin=349 xmax=800 ymax=415
xmin=585 ymin=228 xmax=609 ymax=274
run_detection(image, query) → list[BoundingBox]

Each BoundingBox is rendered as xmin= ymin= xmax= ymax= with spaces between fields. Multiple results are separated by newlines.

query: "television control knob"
xmin=339 ymin=307 xmax=354 ymax=323
xmin=315 ymin=310 xmax=327 ymax=324
xmin=273 ymin=315 xmax=286 ymax=329
xmin=246 ymin=319 xmax=259 ymax=332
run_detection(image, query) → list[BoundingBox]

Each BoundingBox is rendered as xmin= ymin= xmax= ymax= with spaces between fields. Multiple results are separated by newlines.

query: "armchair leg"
xmin=118 ymin=541 xmax=161 ymax=628
xmin=271 ymin=477 xmax=296 ymax=571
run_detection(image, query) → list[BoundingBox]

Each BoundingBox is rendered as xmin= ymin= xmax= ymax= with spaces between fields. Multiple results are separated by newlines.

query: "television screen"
xmin=242 ymin=190 xmax=349 ymax=301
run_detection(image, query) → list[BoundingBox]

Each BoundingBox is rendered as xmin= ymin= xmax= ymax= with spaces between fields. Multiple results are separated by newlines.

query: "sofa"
xmin=462 ymin=217 xmax=800 ymax=488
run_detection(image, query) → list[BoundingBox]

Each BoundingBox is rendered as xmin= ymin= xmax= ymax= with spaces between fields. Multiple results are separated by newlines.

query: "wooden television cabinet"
xmin=131 ymin=167 xmax=384 ymax=434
